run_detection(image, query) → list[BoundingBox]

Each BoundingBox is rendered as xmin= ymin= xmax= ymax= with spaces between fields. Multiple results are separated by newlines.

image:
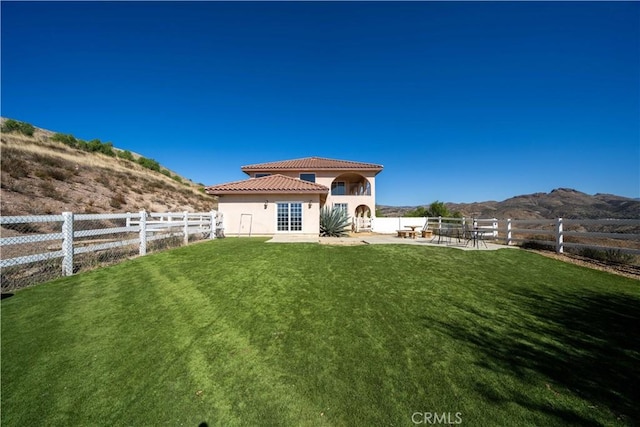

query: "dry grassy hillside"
xmin=1 ymin=119 xmax=217 ymax=216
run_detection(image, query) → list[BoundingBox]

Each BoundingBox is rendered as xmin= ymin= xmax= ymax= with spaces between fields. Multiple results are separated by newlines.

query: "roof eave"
xmin=206 ymin=189 xmax=329 ymax=196
xmin=241 ymin=167 xmax=383 ymax=173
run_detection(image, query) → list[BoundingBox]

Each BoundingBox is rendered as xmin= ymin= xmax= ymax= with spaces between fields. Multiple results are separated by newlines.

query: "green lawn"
xmin=2 ymin=238 xmax=638 ymax=426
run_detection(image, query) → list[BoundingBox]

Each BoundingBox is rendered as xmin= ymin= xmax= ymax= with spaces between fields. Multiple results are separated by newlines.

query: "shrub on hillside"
xmin=76 ymin=140 xmax=90 ymax=151
xmin=87 ymin=139 xmax=115 ymax=156
xmin=38 ymin=181 xmax=65 ymax=201
xmin=34 ymin=166 xmax=71 ymax=182
xmin=2 ymin=119 xmax=35 ymax=136
xmin=109 ymin=193 xmax=126 ymax=209
xmin=95 ymin=174 xmax=112 ymax=188
xmin=100 ymin=141 xmax=115 ymax=157
xmin=0 ymin=155 xmax=29 ymax=178
xmin=117 ymin=150 xmax=135 ymax=161
xmin=51 ymin=133 xmax=115 ymax=156
xmin=51 ymin=133 xmax=78 ymax=147
xmin=137 ymin=157 xmax=161 ymax=172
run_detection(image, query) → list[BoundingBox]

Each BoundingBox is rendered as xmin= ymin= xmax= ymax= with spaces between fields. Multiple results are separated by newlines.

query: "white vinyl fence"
xmin=372 ymin=216 xmax=640 ymax=255
xmin=501 ymin=218 xmax=640 ymax=255
xmin=371 ymin=216 xmax=497 ymax=235
xmin=1 ymin=211 xmax=224 ymax=291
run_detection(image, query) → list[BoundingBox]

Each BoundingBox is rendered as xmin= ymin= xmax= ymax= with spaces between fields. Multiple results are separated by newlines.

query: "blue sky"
xmin=2 ymin=1 xmax=638 ymax=205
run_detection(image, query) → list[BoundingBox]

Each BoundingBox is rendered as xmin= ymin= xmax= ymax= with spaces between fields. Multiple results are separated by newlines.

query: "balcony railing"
xmin=331 ymin=182 xmax=371 ymax=196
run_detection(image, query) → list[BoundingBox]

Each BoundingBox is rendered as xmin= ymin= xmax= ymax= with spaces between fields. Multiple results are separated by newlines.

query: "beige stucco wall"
xmin=319 ymin=171 xmax=377 ymax=218
xmin=218 ymin=193 xmax=321 ymax=236
xmin=250 ymin=171 xmax=377 ymax=218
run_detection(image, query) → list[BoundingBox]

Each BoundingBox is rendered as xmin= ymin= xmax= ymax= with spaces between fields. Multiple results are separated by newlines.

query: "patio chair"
xmin=464 ymin=223 xmax=487 ymax=248
xmin=448 ymin=224 xmax=463 ymax=244
xmin=476 ymin=228 xmax=489 ymax=248
xmin=434 ymin=223 xmax=455 ymax=244
xmin=463 ymin=223 xmax=474 ymax=246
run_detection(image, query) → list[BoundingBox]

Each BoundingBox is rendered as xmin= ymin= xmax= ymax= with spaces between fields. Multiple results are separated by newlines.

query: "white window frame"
xmin=333 ymin=203 xmax=348 ymax=214
xmin=275 ymin=201 xmax=304 ymax=233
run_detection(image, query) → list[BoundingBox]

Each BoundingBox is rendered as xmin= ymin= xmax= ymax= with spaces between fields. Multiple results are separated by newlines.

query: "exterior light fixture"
xmin=308 ymin=200 xmax=313 ymax=209
xmin=264 ymin=200 xmax=268 ymax=209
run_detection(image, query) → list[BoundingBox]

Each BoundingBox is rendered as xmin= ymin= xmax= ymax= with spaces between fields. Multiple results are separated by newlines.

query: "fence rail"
xmin=371 ymin=216 xmax=640 ymax=255
xmin=1 ymin=210 xmax=224 ymax=291
xmin=3 ymin=211 xmax=638 ymax=290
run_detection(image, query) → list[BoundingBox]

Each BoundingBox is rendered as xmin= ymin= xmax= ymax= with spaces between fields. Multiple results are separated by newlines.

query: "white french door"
xmin=276 ymin=202 xmax=303 ymax=232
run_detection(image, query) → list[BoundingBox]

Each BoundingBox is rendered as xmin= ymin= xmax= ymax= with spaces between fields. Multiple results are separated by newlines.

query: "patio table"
xmin=404 ymin=225 xmax=421 ymax=231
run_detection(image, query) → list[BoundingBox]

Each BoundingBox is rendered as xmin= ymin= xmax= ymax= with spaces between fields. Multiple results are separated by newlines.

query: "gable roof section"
xmin=205 ymin=174 xmax=329 ymax=195
xmin=241 ymin=156 xmax=383 ymax=174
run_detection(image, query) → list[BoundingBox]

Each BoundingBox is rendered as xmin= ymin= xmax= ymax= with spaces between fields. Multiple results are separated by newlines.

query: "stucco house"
xmin=205 ymin=157 xmax=383 ymax=236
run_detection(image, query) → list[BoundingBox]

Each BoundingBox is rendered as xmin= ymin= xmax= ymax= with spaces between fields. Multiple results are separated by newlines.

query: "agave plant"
xmin=320 ymin=206 xmax=351 ymax=237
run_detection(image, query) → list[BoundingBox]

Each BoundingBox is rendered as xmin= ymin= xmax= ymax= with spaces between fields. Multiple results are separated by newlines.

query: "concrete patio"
xmin=267 ymin=234 xmax=513 ymax=251
xmin=361 ymin=234 xmax=512 ymax=250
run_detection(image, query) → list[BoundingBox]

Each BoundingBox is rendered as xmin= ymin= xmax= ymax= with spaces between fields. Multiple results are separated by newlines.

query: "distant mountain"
xmin=378 ymin=188 xmax=640 ymax=219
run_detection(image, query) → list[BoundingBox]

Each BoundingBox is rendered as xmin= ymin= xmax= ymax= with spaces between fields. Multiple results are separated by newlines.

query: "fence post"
xmin=126 ymin=212 xmax=131 ymax=228
xmin=183 ymin=211 xmax=189 ymax=245
xmin=556 ymin=217 xmax=564 ymax=254
xmin=139 ymin=210 xmax=147 ymax=256
xmin=219 ymin=212 xmax=225 ymax=237
xmin=438 ymin=216 xmax=442 ymax=231
xmin=210 ymin=210 xmax=217 ymax=239
xmin=506 ymin=219 xmax=512 ymax=246
xmin=492 ymin=218 xmax=498 ymax=239
xmin=61 ymin=211 xmax=74 ymax=276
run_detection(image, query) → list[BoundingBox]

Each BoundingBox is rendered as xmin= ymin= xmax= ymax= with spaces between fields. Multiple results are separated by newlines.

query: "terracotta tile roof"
xmin=205 ymin=174 xmax=329 ymax=195
xmin=241 ymin=157 xmax=383 ymax=173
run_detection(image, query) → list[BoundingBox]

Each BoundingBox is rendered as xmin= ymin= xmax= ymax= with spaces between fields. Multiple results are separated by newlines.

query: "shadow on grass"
xmin=421 ymin=288 xmax=640 ymax=425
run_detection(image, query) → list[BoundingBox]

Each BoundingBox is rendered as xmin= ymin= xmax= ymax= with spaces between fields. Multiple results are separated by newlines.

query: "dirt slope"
xmin=1 ymin=119 xmax=216 ymax=216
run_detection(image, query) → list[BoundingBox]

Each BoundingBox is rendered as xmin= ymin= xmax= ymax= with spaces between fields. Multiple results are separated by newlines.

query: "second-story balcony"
xmin=330 ymin=173 xmax=371 ymax=196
